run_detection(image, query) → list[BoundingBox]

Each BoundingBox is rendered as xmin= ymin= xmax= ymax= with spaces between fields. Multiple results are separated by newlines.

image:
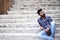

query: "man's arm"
xmin=38 ymin=19 xmax=44 ymax=30
xmin=47 ymin=16 xmax=52 ymax=25
xmin=45 ymin=16 xmax=52 ymax=32
xmin=40 ymin=27 xmax=44 ymax=30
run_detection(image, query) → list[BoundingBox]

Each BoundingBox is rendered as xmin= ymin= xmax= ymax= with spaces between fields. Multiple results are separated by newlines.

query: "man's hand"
xmin=45 ymin=27 xmax=50 ymax=32
xmin=40 ymin=27 xmax=44 ymax=30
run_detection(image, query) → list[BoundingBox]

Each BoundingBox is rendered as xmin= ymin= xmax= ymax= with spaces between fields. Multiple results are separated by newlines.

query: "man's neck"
xmin=41 ymin=16 xmax=46 ymax=19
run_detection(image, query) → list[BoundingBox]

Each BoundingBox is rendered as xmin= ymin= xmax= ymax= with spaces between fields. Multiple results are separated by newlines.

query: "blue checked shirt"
xmin=38 ymin=16 xmax=52 ymax=29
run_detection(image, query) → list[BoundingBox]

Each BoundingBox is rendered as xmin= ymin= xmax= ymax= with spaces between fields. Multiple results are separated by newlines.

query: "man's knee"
xmin=39 ymin=30 xmax=46 ymax=37
xmin=50 ymin=21 xmax=56 ymax=30
xmin=51 ymin=21 xmax=56 ymax=25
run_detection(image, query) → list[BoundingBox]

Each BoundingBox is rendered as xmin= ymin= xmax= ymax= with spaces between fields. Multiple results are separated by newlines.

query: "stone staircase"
xmin=10 ymin=0 xmax=60 ymax=11
xmin=0 ymin=0 xmax=60 ymax=40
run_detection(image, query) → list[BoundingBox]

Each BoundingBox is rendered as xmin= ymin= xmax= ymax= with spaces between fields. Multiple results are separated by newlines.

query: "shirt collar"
xmin=40 ymin=16 xmax=46 ymax=20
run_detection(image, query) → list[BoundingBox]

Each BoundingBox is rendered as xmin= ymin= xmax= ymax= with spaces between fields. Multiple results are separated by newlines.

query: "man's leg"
xmin=38 ymin=30 xmax=54 ymax=40
xmin=50 ymin=21 xmax=56 ymax=38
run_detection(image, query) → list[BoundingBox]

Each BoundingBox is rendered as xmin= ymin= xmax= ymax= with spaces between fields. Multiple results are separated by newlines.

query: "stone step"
xmin=40 ymin=0 xmax=59 ymax=3
xmin=39 ymin=6 xmax=60 ymax=10
xmin=0 ymin=28 xmax=59 ymax=34
xmin=14 ymin=3 xmax=60 ymax=6
xmin=8 ymin=10 xmax=60 ymax=15
xmin=0 ymin=18 xmax=59 ymax=23
xmin=12 ymin=5 xmax=60 ymax=9
xmin=0 ymin=28 xmax=40 ymax=33
xmin=14 ymin=0 xmax=59 ymax=3
xmin=14 ymin=0 xmax=39 ymax=2
xmin=14 ymin=0 xmax=60 ymax=5
xmin=14 ymin=0 xmax=58 ymax=2
xmin=12 ymin=3 xmax=60 ymax=7
xmin=0 ymin=33 xmax=59 ymax=40
xmin=0 ymin=19 xmax=37 ymax=23
xmin=10 ymin=5 xmax=60 ymax=11
xmin=14 ymin=1 xmax=39 ymax=3
xmin=16 ymin=1 xmax=59 ymax=3
xmin=0 ymin=23 xmax=59 ymax=28
xmin=0 ymin=33 xmax=43 ymax=40
xmin=41 ymin=3 xmax=60 ymax=6
xmin=10 ymin=7 xmax=60 ymax=11
xmin=0 ymin=14 xmax=60 ymax=19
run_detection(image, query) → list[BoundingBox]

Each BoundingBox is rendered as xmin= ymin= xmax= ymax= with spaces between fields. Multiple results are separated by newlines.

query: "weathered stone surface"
xmin=0 ymin=33 xmax=59 ymax=40
xmin=9 ymin=0 xmax=60 ymax=10
xmin=0 ymin=28 xmax=59 ymax=34
xmin=0 ymin=0 xmax=60 ymax=40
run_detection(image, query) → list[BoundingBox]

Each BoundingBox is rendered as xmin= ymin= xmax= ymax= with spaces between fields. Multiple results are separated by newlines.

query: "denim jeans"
xmin=38 ymin=21 xmax=56 ymax=40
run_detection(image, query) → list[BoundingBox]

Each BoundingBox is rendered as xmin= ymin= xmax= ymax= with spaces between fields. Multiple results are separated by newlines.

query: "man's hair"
xmin=37 ymin=8 xmax=42 ymax=15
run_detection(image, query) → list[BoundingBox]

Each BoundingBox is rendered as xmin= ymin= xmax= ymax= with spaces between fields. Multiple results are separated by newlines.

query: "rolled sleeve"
xmin=38 ymin=19 xmax=43 ymax=27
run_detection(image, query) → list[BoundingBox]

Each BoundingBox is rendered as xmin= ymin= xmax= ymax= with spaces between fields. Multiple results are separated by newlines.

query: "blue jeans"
xmin=39 ymin=21 xmax=56 ymax=40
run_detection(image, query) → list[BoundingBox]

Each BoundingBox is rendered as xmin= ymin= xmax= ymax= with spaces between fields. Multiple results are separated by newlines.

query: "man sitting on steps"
xmin=37 ymin=8 xmax=56 ymax=40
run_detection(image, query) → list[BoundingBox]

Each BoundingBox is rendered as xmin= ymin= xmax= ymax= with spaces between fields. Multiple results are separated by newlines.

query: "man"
xmin=37 ymin=9 xmax=56 ymax=40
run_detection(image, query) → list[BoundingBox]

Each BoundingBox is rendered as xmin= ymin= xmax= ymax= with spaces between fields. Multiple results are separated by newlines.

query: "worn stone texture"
xmin=0 ymin=0 xmax=60 ymax=40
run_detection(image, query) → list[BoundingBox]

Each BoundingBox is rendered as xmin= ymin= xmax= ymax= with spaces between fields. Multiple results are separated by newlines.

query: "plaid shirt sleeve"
xmin=38 ymin=19 xmax=43 ymax=27
xmin=47 ymin=16 xmax=52 ymax=25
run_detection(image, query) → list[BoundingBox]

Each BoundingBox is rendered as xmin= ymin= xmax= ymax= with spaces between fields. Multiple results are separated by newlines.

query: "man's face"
xmin=39 ymin=11 xmax=45 ymax=17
